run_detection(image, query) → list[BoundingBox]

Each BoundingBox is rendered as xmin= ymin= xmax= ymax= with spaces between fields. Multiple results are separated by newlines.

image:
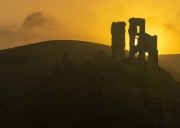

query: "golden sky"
xmin=0 ymin=0 xmax=180 ymax=54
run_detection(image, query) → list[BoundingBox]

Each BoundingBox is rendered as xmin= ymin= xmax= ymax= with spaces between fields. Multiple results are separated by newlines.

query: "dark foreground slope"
xmin=0 ymin=40 xmax=180 ymax=127
xmin=0 ymin=39 xmax=179 ymax=107
xmin=0 ymin=69 xmax=136 ymax=127
xmin=0 ymin=40 xmax=112 ymax=108
xmin=0 ymin=64 xmax=168 ymax=127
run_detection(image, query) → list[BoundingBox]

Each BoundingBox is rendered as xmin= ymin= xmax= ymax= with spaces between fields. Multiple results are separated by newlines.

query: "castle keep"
xmin=111 ymin=18 xmax=158 ymax=69
xmin=111 ymin=22 xmax=126 ymax=60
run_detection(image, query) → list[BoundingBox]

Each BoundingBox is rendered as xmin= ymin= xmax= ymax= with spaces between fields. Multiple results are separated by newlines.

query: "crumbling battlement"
xmin=111 ymin=18 xmax=158 ymax=69
xmin=128 ymin=18 xmax=145 ymax=58
xmin=111 ymin=22 xmax=126 ymax=60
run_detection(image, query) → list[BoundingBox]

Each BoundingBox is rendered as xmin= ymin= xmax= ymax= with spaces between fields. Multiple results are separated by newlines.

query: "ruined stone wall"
xmin=111 ymin=22 xmax=126 ymax=60
xmin=127 ymin=18 xmax=158 ymax=68
xmin=111 ymin=18 xmax=158 ymax=69
xmin=143 ymin=34 xmax=158 ymax=65
xmin=128 ymin=18 xmax=145 ymax=58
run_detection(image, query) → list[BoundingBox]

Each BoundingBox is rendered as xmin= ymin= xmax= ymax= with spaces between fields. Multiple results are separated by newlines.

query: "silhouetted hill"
xmin=158 ymin=54 xmax=180 ymax=82
xmin=0 ymin=40 xmax=131 ymax=127
xmin=0 ymin=40 xmax=179 ymax=106
xmin=0 ymin=40 xmax=113 ymax=107
xmin=0 ymin=40 xmax=130 ymax=106
xmin=159 ymin=54 xmax=180 ymax=73
xmin=0 ymin=40 xmax=111 ymax=64
xmin=164 ymin=69 xmax=180 ymax=81
xmin=0 ymin=40 xmax=180 ymax=127
xmin=0 ymin=40 xmax=179 ymax=104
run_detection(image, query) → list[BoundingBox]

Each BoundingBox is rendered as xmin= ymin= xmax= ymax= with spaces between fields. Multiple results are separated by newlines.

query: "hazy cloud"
xmin=161 ymin=12 xmax=180 ymax=34
xmin=163 ymin=23 xmax=176 ymax=31
xmin=4 ymin=24 xmax=19 ymax=31
xmin=146 ymin=16 xmax=159 ymax=26
xmin=0 ymin=25 xmax=44 ymax=49
xmin=0 ymin=12 xmax=64 ymax=49
xmin=22 ymin=11 xmax=61 ymax=31
xmin=162 ymin=22 xmax=180 ymax=35
xmin=176 ymin=12 xmax=180 ymax=19
xmin=78 ymin=12 xmax=98 ymax=20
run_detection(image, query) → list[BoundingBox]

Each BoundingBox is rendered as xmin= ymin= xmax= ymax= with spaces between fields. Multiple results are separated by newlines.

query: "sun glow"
xmin=135 ymin=36 xmax=139 ymax=46
xmin=135 ymin=38 xmax=138 ymax=46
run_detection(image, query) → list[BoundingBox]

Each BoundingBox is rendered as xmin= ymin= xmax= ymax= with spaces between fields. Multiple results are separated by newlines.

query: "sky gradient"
xmin=0 ymin=0 xmax=180 ymax=54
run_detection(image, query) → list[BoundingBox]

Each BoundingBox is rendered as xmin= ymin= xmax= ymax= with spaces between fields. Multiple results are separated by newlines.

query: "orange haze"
xmin=0 ymin=0 xmax=180 ymax=54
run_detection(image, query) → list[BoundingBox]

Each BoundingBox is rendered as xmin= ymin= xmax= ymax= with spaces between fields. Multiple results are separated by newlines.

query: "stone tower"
xmin=128 ymin=18 xmax=145 ymax=58
xmin=111 ymin=22 xmax=126 ymax=60
xmin=128 ymin=18 xmax=158 ymax=68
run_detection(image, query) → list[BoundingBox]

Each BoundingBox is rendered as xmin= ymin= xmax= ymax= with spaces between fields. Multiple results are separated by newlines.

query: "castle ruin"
xmin=111 ymin=18 xmax=158 ymax=69
xmin=111 ymin=22 xmax=126 ymax=60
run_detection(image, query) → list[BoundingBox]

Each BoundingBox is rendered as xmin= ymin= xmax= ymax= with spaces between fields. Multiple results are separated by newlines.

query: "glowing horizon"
xmin=0 ymin=0 xmax=180 ymax=54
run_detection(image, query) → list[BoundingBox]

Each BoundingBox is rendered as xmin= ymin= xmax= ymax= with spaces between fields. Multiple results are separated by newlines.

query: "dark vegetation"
xmin=0 ymin=40 xmax=179 ymax=127
xmin=0 ymin=67 xmax=139 ymax=127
